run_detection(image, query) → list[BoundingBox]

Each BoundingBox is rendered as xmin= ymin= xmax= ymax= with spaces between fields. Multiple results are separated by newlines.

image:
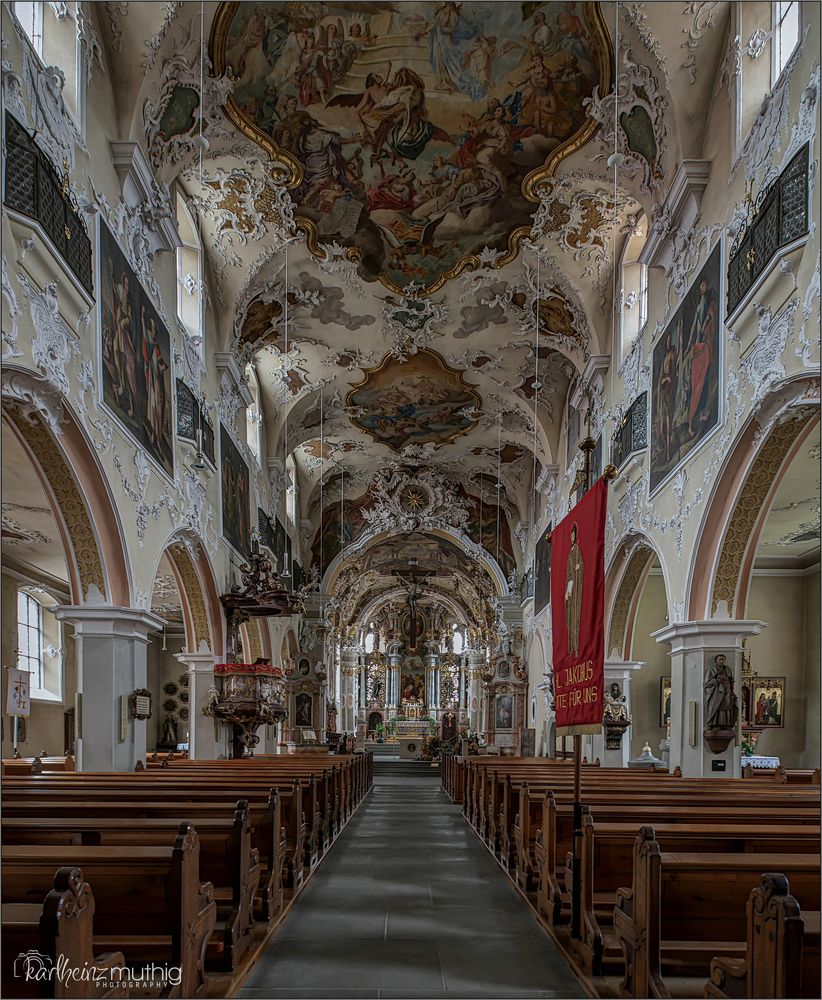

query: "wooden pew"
xmin=1 ymin=866 xmax=127 ymax=999
xmin=2 ymin=755 xmax=75 ymax=775
xmin=572 ymin=811 xmax=820 ymax=975
xmin=2 ymin=824 xmax=216 ymax=999
xmin=3 ymin=802 xmax=261 ymax=972
xmin=612 ymin=827 xmax=820 ymax=999
xmin=705 ymin=873 xmax=821 ymax=999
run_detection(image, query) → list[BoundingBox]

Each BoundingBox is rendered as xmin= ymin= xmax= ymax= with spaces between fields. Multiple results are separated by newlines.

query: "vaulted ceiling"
xmin=103 ymin=1 xmax=734 ymax=618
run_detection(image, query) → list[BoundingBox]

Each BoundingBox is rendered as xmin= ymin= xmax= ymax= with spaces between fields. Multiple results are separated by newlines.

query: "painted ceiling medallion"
xmin=400 ymin=485 xmax=431 ymax=513
xmin=346 ymin=349 xmax=482 ymax=452
xmin=209 ymin=2 xmax=612 ymax=294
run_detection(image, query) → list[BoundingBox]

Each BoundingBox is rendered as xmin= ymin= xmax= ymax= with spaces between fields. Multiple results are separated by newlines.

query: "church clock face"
xmin=400 ymin=486 xmax=431 ymax=515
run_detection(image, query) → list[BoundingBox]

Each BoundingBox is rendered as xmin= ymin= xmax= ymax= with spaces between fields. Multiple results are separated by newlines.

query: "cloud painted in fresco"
xmin=299 ymin=272 xmax=375 ymax=331
xmin=455 ymin=282 xmax=509 ymax=338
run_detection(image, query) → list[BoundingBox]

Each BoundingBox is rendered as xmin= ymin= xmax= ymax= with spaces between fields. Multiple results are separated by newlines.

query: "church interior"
xmin=0 ymin=1 xmax=820 ymax=997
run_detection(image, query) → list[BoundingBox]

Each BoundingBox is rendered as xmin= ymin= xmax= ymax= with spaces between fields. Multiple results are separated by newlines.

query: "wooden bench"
xmin=1 ymin=866 xmax=127 ymax=999
xmin=2 ymin=755 xmax=76 ymax=775
xmin=612 ymin=827 xmax=820 ymax=998
xmin=3 ymin=802 xmax=260 ymax=972
xmin=2 ymin=824 xmax=216 ymax=999
xmin=705 ymin=873 xmax=820 ymax=999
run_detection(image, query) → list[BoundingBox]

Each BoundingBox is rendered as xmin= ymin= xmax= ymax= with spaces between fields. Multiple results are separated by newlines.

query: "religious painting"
xmin=295 ymin=691 xmax=313 ymax=726
xmin=497 ymin=659 xmax=511 ymax=680
xmin=495 ymin=693 xmax=513 ymax=730
xmin=210 ymin=2 xmax=612 ymax=293
xmin=659 ymin=676 xmax=672 ymax=729
xmin=747 ymin=677 xmax=785 ymax=729
xmin=347 ymin=350 xmax=481 ymax=452
xmin=400 ymin=656 xmax=424 ymax=704
xmin=534 ymin=522 xmax=552 ymax=616
xmin=650 ymin=243 xmax=722 ymax=492
xmin=297 ymin=658 xmax=311 ymax=677
xmin=310 ymin=491 xmax=372 ymax=574
xmin=99 ymin=219 xmax=174 ymax=477
xmin=460 ymin=483 xmax=516 ymax=579
xmin=221 ymin=424 xmax=251 ymax=557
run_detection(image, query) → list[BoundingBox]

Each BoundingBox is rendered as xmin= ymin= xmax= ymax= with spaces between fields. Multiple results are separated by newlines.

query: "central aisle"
xmin=239 ymin=766 xmax=585 ymax=999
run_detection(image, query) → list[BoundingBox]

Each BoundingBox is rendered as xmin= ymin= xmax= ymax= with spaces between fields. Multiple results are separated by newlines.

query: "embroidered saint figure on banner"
xmin=565 ymin=523 xmax=584 ymax=656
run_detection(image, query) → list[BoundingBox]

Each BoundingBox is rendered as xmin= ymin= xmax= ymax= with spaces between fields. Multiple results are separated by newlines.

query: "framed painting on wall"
xmin=98 ymin=218 xmax=174 ymax=477
xmin=220 ymin=424 xmax=250 ymax=557
xmin=650 ymin=242 xmax=722 ymax=493
xmin=495 ymin=693 xmax=513 ymax=730
xmin=659 ymin=676 xmax=672 ymax=728
xmin=747 ymin=676 xmax=785 ymax=729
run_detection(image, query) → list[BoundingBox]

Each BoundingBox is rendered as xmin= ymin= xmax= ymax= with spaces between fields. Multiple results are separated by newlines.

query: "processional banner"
xmin=550 ymin=478 xmax=607 ymax=736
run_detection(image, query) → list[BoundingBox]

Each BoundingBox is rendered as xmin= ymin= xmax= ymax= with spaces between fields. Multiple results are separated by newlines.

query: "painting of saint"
xmin=534 ymin=522 xmax=552 ymax=616
xmin=295 ymin=692 xmax=313 ymax=727
xmin=347 ymin=350 xmax=481 ymax=451
xmin=564 ymin=523 xmax=583 ymax=657
xmin=751 ymin=677 xmax=785 ymax=729
xmin=495 ymin=693 xmax=513 ymax=730
xmin=651 ymin=244 xmax=722 ymax=491
xmin=221 ymin=424 xmax=251 ymax=557
xmin=400 ymin=656 xmax=425 ymax=703
xmin=211 ymin=2 xmax=610 ymax=293
xmin=99 ymin=219 xmax=173 ymax=476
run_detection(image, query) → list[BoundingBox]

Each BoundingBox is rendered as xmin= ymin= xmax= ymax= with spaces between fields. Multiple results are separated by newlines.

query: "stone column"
xmin=54 ymin=606 xmax=164 ymax=771
xmin=340 ymin=648 xmax=358 ymax=731
xmin=592 ymin=660 xmax=643 ymax=767
xmin=175 ymin=646 xmax=221 ymax=760
xmin=653 ymin=620 xmax=767 ymax=777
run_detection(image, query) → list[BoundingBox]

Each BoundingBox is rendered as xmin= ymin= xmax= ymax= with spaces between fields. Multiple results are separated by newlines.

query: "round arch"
xmin=606 ymin=533 xmax=670 ymax=661
xmin=2 ymin=387 xmax=131 ymax=606
xmin=687 ymin=379 xmax=819 ymax=620
xmin=322 ymin=524 xmax=509 ymax=598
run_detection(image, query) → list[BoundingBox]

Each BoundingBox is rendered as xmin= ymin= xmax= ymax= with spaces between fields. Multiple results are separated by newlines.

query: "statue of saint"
xmin=564 ymin=522 xmax=584 ymax=656
xmin=603 ymin=682 xmax=629 ymax=724
xmin=704 ymin=654 xmax=738 ymax=730
xmin=162 ymin=715 xmax=177 ymax=746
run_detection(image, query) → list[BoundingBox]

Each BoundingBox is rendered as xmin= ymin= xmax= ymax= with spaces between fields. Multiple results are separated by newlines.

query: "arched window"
xmin=619 ymin=214 xmax=648 ymax=363
xmin=176 ymin=189 xmax=204 ymax=355
xmin=364 ymin=630 xmax=375 ymax=654
xmin=17 ymin=587 xmax=61 ymax=701
xmin=286 ymin=455 xmax=298 ymax=529
xmin=245 ymin=364 xmax=262 ymax=463
xmin=13 ymin=2 xmax=84 ymax=123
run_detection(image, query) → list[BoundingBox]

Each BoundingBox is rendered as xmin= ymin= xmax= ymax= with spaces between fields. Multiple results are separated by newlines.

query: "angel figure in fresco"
xmin=565 ymin=523 xmax=584 ymax=657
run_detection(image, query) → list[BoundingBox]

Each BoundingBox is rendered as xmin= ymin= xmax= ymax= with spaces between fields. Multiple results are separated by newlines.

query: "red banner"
xmin=550 ymin=478 xmax=608 ymax=736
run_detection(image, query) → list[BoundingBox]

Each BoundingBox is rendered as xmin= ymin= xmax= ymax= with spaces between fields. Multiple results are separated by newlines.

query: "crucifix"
xmin=394 ymin=564 xmax=431 ymax=650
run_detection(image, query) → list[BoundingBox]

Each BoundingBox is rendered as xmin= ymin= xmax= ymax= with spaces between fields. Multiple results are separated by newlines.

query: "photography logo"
xmin=13 ymin=951 xmax=181 ymax=993
xmin=14 ymin=950 xmax=53 ymax=982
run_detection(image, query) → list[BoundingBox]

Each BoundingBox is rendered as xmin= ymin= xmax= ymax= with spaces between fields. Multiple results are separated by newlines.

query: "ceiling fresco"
xmin=346 ymin=348 xmax=482 ymax=451
xmin=210 ymin=1 xmax=612 ymax=292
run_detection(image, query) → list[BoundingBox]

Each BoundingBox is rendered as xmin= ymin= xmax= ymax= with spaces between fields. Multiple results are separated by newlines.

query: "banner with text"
xmin=550 ymin=478 xmax=607 ymax=736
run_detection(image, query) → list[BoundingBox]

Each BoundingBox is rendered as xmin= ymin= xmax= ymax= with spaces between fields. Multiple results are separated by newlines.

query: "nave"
xmin=240 ymin=765 xmax=584 ymax=1000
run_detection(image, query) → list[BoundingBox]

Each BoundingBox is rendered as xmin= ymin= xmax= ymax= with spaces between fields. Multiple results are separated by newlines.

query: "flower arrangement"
xmin=741 ymin=730 xmax=761 ymax=757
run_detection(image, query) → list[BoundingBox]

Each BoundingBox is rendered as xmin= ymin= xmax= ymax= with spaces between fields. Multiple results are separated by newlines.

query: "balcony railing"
xmin=3 ymin=113 xmax=93 ymax=295
xmin=727 ymin=143 xmax=809 ymax=315
xmin=612 ymin=392 xmax=648 ymax=470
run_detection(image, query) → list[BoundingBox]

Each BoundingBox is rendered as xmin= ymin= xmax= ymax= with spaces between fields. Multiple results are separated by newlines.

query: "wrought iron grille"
xmin=727 ymin=144 xmax=809 ymax=315
xmin=3 ymin=113 xmax=93 ymax=294
xmin=175 ymin=379 xmax=215 ymax=463
xmin=612 ymin=392 xmax=648 ymax=470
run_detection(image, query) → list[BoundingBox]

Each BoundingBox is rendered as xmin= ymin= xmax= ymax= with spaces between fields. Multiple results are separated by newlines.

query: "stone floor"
xmin=238 ymin=765 xmax=585 ymax=999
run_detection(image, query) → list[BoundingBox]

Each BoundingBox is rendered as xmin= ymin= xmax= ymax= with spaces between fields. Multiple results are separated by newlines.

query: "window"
xmin=286 ymin=455 xmax=297 ymax=529
xmin=245 ymin=364 xmax=262 ymax=463
xmin=12 ymin=2 xmax=80 ymax=120
xmin=17 ymin=590 xmax=43 ymax=689
xmin=452 ymin=624 xmax=464 ymax=655
xmin=16 ymin=588 xmax=61 ymax=701
xmin=773 ymin=1 xmax=800 ymax=83
xmin=618 ymin=214 xmax=649 ymax=362
xmin=13 ymin=2 xmax=43 ymax=55
xmin=364 ymin=630 xmax=375 ymax=654
xmin=176 ymin=189 xmax=204 ymax=352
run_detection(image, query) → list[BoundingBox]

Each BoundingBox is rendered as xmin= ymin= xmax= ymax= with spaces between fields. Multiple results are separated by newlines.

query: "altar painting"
xmin=347 ymin=350 xmax=481 ymax=451
xmin=400 ymin=656 xmax=425 ymax=704
xmin=650 ymin=244 xmax=722 ymax=492
xmin=211 ymin=2 xmax=611 ymax=292
xmin=495 ymin=693 xmax=513 ymax=729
